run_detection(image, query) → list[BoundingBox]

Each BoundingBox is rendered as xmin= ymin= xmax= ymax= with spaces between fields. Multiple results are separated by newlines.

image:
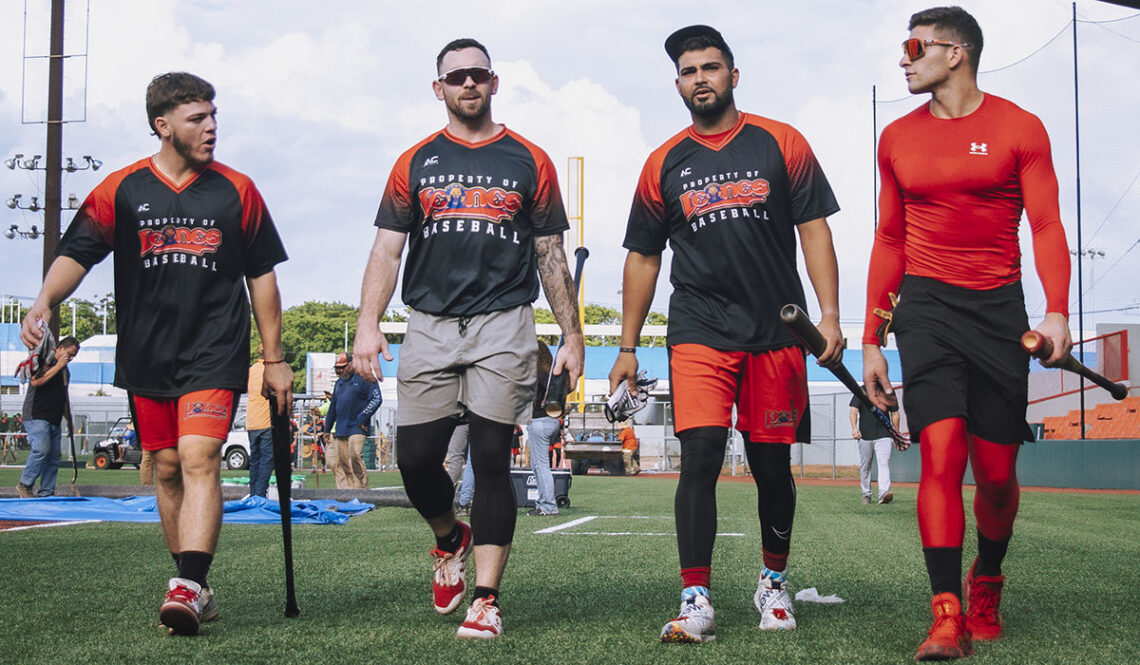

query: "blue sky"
xmin=1 ymin=0 xmax=1137 ymax=332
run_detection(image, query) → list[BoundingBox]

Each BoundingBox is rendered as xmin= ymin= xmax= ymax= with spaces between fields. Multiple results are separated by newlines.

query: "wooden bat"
xmin=543 ymin=246 xmax=589 ymax=418
xmin=780 ymin=304 xmax=909 ymax=450
xmin=1021 ymin=331 xmax=1128 ymax=401
xmin=269 ymin=395 xmax=300 ymax=618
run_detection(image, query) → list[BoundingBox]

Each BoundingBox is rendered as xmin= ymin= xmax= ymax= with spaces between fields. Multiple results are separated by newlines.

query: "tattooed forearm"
xmin=535 ymin=234 xmax=583 ymax=338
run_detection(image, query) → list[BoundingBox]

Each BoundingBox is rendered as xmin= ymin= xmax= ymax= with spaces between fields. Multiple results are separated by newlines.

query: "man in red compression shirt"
xmin=862 ymin=7 xmax=1072 ymax=661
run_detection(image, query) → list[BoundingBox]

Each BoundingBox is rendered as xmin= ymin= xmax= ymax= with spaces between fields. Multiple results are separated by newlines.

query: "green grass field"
xmin=1 ymin=473 xmax=1137 ymax=665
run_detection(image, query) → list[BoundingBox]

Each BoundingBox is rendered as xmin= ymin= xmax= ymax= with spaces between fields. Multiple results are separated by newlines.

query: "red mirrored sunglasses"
xmin=901 ymin=38 xmax=969 ymax=61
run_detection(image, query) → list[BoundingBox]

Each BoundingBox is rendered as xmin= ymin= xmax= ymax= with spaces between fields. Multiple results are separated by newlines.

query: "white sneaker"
xmin=660 ymin=589 xmax=716 ymax=643
xmin=456 ymin=596 xmax=503 ymax=639
xmin=160 ymin=577 xmax=217 ymax=635
xmin=754 ymin=568 xmax=796 ymax=630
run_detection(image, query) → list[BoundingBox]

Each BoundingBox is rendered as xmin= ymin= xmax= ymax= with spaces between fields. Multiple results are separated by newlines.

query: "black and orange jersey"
xmin=376 ymin=126 xmax=569 ymax=317
xmin=624 ymin=112 xmax=839 ymax=352
xmin=863 ymin=94 xmax=1070 ymax=345
xmin=57 ymin=157 xmax=287 ymax=397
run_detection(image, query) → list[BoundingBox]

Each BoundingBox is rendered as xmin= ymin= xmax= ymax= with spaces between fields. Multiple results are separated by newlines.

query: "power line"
xmin=1086 ymin=166 xmax=1140 ymax=245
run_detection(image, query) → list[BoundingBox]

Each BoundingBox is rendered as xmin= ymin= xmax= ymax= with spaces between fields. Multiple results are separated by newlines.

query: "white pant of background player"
xmin=859 ymin=437 xmax=892 ymax=502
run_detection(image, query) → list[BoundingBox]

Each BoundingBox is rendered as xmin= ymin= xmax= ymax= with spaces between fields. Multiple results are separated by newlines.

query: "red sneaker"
xmin=456 ymin=596 xmax=503 ymax=639
xmin=965 ymin=560 xmax=1004 ymax=640
xmin=914 ymin=592 xmax=974 ymax=661
xmin=431 ymin=520 xmax=472 ymax=615
xmin=159 ymin=577 xmax=217 ymax=636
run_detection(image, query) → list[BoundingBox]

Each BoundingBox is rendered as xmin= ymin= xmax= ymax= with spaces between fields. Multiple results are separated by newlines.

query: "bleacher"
xmin=1042 ymin=396 xmax=1140 ymax=439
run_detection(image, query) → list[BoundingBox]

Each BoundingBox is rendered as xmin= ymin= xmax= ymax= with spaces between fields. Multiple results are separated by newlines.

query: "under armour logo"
xmin=969 ymin=142 xmax=988 ymax=155
xmin=423 ymin=155 xmax=439 ymax=167
xmin=680 ymin=167 xmax=692 ymax=177
xmin=137 ymin=203 xmax=150 ymax=212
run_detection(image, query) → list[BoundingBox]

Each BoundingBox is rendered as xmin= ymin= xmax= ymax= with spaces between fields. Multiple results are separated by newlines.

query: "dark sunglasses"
xmin=901 ymin=38 xmax=969 ymax=61
xmin=437 ymin=66 xmax=494 ymax=86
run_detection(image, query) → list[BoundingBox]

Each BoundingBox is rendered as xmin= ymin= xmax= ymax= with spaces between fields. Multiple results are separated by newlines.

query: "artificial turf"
xmin=0 ymin=473 xmax=1137 ymax=664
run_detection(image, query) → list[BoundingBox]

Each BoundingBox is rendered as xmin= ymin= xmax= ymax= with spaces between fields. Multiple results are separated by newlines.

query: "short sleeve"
xmin=622 ymin=154 xmax=669 ymax=254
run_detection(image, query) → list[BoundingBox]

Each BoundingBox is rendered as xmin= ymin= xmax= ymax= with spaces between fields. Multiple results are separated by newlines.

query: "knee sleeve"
xmin=744 ymin=439 xmax=796 ymax=558
xmin=675 ymin=427 xmax=728 ymax=569
xmin=397 ymin=417 xmax=458 ymax=520
xmin=468 ymin=413 xmax=516 ymax=546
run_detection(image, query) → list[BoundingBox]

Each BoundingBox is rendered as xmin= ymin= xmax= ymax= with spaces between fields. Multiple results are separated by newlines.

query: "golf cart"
xmin=91 ymin=417 xmax=142 ymax=470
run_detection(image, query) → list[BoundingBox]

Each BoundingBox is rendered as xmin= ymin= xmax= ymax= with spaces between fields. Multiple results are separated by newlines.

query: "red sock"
xmin=762 ymin=548 xmax=788 ymax=573
xmin=681 ymin=566 xmax=710 ymax=590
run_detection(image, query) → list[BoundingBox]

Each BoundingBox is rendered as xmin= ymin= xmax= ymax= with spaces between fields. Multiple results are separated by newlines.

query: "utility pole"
xmin=43 ymin=0 xmax=66 ymax=338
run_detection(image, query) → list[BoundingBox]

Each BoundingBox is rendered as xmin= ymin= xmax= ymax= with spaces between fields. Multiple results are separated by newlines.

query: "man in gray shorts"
xmin=353 ymin=37 xmax=583 ymax=640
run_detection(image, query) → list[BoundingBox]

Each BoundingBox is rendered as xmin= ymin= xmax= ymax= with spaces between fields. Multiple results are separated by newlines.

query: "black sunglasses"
xmin=437 ymin=66 xmax=494 ymax=86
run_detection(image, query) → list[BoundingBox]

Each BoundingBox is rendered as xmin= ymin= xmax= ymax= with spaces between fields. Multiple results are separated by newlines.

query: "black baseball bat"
xmin=780 ymin=304 xmax=909 ymax=450
xmin=1021 ymin=331 xmax=1128 ymax=401
xmin=269 ymin=394 xmax=300 ymax=618
xmin=543 ymin=246 xmax=589 ymax=417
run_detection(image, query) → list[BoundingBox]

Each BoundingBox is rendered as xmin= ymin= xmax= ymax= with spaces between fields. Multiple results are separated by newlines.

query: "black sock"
xmin=436 ymin=523 xmax=464 ymax=553
xmin=473 ymin=586 xmax=499 ymax=605
xmin=171 ymin=552 xmax=180 ymax=571
xmin=178 ymin=550 xmax=214 ymax=588
xmin=975 ymin=531 xmax=1010 ymax=577
xmin=923 ymin=547 xmax=963 ymax=599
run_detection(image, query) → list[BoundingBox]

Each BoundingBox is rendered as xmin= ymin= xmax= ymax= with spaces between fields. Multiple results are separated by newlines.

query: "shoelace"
xmin=970 ymin=584 xmax=1000 ymax=616
xmin=431 ymin=549 xmax=459 ymax=586
xmin=468 ymin=598 xmax=500 ymax=626
xmin=166 ymin=585 xmax=198 ymax=604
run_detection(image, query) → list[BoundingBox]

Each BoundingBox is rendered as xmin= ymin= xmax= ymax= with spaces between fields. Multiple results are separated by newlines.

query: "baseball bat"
xmin=269 ymin=395 xmax=300 ymax=618
xmin=543 ymin=246 xmax=590 ymax=418
xmin=780 ymin=304 xmax=909 ymax=450
xmin=1021 ymin=331 xmax=1128 ymax=401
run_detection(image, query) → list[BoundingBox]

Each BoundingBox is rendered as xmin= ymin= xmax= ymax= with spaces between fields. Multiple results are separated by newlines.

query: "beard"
xmin=446 ymin=91 xmax=491 ymax=121
xmin=172 ymin=131 xmax=213 ymax=168
xmin=683 ymin=85 xmax=734 ymax=119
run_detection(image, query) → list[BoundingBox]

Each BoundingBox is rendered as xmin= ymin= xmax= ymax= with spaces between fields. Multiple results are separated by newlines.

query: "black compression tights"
xmin=743 ymin=438 xmax=796 ymax=558
xmin=466 ymin=413 xmax=516 ymax=546
xmin=397 ymin=416 xmax=459 ymax=520
xmin=396 ymin=413 xmax=515 ymax=546
xmin=675 ymin=427 xmax=728 ymax=569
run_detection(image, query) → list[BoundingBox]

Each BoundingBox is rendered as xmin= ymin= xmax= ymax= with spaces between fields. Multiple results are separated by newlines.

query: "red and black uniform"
xmin=865 ymin=94 xmax=1070 ymax=595
xmin=58 ymin=158 xmax=287 ymax=446
xmin=625 ymin=112 xmax=838 ymax=587
xmin=377 ymin=126 xmax=569 ymax=551
xmin=376 ymin=126 xmax=569 ymax=316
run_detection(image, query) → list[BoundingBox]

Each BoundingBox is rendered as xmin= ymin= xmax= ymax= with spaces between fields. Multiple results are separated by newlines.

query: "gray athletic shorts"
xmin=396 ymin=305 xmax=538 ymax=427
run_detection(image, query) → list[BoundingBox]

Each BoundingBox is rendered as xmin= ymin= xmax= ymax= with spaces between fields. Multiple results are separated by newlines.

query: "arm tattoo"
xmin=535 ymin=234 xmax=582 ymax=337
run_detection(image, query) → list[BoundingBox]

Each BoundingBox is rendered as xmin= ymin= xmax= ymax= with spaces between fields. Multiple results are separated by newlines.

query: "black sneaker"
xmin=526 ymin=508 xmax=557 ymax=516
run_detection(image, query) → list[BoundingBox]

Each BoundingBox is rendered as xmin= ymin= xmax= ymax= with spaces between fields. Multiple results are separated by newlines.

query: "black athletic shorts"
xmin=893 ymin=275 xmax=1034 ymax=445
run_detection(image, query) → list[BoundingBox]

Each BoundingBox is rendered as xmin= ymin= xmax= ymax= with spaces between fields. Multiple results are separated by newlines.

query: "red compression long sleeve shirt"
xmin=863 ymin=94 xmax=1070 ymax=345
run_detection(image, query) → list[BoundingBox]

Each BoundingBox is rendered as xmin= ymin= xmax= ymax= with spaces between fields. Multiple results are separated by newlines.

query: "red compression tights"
xmin=918 ymin=418 xmax=1021 ymax=547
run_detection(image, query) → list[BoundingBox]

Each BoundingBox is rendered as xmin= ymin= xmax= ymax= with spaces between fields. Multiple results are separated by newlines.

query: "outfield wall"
xmin=888 ymin=439 xmax=1140 ymax=490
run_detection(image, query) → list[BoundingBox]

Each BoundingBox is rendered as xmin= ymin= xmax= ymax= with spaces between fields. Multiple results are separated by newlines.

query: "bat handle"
xmin=1021 ymin=330 xmax=1053 ymax=359
xmin=544 ymin=371 xmax=569 ymax=418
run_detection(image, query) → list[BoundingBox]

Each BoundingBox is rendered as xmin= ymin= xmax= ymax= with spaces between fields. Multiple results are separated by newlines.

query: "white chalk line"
xmin=1 ymin=519 xmax=101 ymax=532
xmin=533 ymin=515 xmax=744 ymax=537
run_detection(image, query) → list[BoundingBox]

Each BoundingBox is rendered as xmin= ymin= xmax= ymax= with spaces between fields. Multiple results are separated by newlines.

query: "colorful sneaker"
xmin=159 ymin=578 xmax=214 ymax=635
xmin=754 ymin=567 xmax=796 ymax=630
xmin=914 ymin=592 xmax=974 ymax=661
xmin=431 ymin=520 xmax=472 ymax=615
xmin=660 ymin=588 xmax=716 ymax=643
xmin=456 ymin=596 xmax=503 ymax=639
xmin=965 ymin=560 xmax=1004 ymax=641
xmin=879 ymin=492 xmax=894 ymax=504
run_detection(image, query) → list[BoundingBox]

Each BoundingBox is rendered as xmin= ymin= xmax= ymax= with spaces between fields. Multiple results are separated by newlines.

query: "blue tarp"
xmin=0 ymin=495 xmax=373 ymax=524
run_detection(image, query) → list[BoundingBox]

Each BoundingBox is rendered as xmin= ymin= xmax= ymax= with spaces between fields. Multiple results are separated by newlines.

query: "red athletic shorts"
xmin=670 ymin=344 xmax=808 ymax=444
xmin=129 ymin=389 xmax=239 ymax=451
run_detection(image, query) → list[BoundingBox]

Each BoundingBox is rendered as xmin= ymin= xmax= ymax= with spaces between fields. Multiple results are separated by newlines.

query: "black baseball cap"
xmin=664 ymin=25 xmax=732 ymax=63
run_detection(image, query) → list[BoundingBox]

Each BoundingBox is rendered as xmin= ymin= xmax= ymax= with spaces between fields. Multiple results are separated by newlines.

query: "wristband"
xmin=619 ymin=347 xmax=636 ymax=354
xmin=263 ymin=359 xmax=287 ymax=365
